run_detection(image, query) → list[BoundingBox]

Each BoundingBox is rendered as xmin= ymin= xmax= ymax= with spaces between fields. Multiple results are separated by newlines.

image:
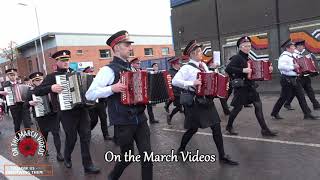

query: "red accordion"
xmin=120 ymin=70 xmax=174 ymax=105
xmin=196 ymin=72 xmax=229 ymax=98
xmin=247 ymin=59 xmax=272 ymax=81
xmin=294 ymin=57 xmax=318 ymax=75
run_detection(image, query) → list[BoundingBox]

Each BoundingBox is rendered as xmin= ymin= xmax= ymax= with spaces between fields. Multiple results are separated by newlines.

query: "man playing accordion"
xmin=86 ymin=30 xmax=153 ymax=180
xmin=284 ymin=40 xmax=320 ymax=110
xmin=34 ymin=50 xmax=100 ymax=174
xmin=24 ymin=72 xmax=64 ymax=161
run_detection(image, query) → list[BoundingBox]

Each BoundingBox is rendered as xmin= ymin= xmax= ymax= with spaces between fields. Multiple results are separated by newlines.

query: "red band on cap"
xmin=187 ymin=43 xmax=197 ymax=55
xmin=110 ymin=35 xmax=127 ymax=48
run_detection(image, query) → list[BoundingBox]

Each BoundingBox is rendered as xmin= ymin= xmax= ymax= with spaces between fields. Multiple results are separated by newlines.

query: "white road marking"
xmin=0 ymin=155 xmax=40 ymax=180
xmin=162 ymin=128 xmax=320 ymax=148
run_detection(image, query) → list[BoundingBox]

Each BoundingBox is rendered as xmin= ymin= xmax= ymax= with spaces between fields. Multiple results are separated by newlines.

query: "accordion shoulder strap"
xmin=187 ymin=62 xmax=201 ymax=71
xmin=110 ymin=62 xmax=132 ymax=72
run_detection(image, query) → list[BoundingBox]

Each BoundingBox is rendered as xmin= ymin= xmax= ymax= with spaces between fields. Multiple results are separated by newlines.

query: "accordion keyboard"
xmin=56 ymin=75 xmax=72 ymax=110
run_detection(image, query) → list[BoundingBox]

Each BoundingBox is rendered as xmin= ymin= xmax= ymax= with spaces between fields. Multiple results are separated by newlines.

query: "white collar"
xmin=282 ymin=51 xmax=293 ymax=56
xmin=189 ymin=59 xmax=202 ymax=66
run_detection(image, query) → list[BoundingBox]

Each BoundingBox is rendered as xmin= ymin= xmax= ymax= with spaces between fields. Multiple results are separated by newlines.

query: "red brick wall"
xmin=16 ymin=44 xmax=174 ymax=77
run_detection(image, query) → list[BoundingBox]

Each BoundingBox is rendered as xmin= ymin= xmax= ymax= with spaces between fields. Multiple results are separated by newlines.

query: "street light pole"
xmin=18 ymin=2 xmax=47 ymax=75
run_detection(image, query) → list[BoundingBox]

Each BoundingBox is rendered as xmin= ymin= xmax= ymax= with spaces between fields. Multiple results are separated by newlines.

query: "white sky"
xmin=0 ymin=0 xmax=172 ymax=48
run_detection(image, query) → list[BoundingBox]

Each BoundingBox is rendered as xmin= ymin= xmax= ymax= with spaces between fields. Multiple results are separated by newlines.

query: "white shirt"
xmin=172 ymin=59 xmax=210 ymax=90
xmin=85 ymin=66 xmax=115 ymax=101
xmin=278 ymin=51 xmax=297 ymax=76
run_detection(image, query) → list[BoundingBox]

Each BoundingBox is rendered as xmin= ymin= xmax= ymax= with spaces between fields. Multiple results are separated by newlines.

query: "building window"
xmin=161 ymin=47 xmax=170 ymax=56
xmin=144 ymin=48 xmax=153 ymax=56
xmin=99 ymin=49 xmax=112 ymax=59
xmin=28 ymin=59 xmax=33 ymax=73
xmin=76 ymin=50 xmax=83 ymax=54
xmin=129 ymin=50 xmax=135 ymax=57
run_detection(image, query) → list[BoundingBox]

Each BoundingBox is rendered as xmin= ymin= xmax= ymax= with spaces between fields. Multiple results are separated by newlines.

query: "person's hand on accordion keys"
xmin=111 ymin=81 xmax=127 ymax=93
xmin=269 ymin=65 xmax=273 ymax=73
xmin=29 ymin=100 xmax=38 ymax=106
xmin=193 ymin=78 xmax=202 ymax=86
xmin=51 ymin=84 xmax=63 ymax=94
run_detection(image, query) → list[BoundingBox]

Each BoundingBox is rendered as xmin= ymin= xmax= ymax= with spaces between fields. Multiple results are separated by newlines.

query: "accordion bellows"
xmin=120 ymin=71 xmax=174 ymax=105
xmin=294 ymin=57 xmax=318 ymax=76
xmin=247 ymin=60 xmax=272 ymax=81
xmin=55 ymin=72 xmax=95 ymax=111
xmin=196 ymin=72 xmax=229 ymax=98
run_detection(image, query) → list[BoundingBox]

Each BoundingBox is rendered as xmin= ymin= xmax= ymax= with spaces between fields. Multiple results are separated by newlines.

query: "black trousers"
xmin=226 ymin=86 xmax=233 ymax=101
xmin=110 ymin=120 xmax=153 ymax=180
xmin=271 ymin=75 xmax=311 ymax=116
xmin=164 ymin=100 xmax=173 ymax=109
xmin=60 ymin=107 xmax=93 ymax=168
xmin=179 ymin=123 xmax=225 ymax=158
xmin=285 ymin=76 xmax=320 ymax=107
xmin=219 ymin=98 xmax=230 ymax=114
xmin=227 ymin=100 xmax=270 ymax=131
xmin=36 ymin=114 xmax=61 ymax=154
xmin=88 ymin=102 xmax=109 ymax=137
xmin=146 ymin=104 xmax=155 ymax=121
xmin=10 ymin=102 xmax=31 ymax=133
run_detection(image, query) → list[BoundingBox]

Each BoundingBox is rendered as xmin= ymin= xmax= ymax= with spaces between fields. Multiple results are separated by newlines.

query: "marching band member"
xmin=86 ymin=30 xmax=153 ymax=180
xmin=24 ymin=72 xmax=64 ymax=161
xmin=270 ymin=39 xmax=319 ymax=120
xmin=0 ymin=68 xmax=31 ymax=134
xmin=225 ymin=36 xmax=277 ymax=136
xmin=284 ymin=40 xmax=320 ymax=110
xmin=146 ymin=63 xmax=160 ymax=124
xmin=34 ymin=50 xmax=100 ymax=174
xmin=166 ymin=57 xmax=183 ymax=125
xmin=172 ymin=39 xmax=239 ymax=165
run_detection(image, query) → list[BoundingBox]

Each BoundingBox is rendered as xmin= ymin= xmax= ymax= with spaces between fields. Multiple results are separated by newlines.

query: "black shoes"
xmin=84 ymin=165 xmax=100 ymax=174
xmin=304 ymin=114 xmax=320 ymax=120
xmin=176 ymin=147 xmax=184 ymax=156
xmin=271 ymin=114 xmax=283 ymax=120
xmin=219 ymin=155 xmax=239 ymax=165
xmin=164 ymin=105 xmax=169 ymax=113
xmin=167 ymin=114 xmax=172 ymax=125
xmin=225 ymin=126 xmax=238 ymax=135
xmin=313 ymin=104 xmax=320 ymax=110
xmin=261 ymin=129 xmax=278 ymax=137
xmin=64 ymin=160 xmax=72 ymax=168
xmin=56 ymin=153 xmax=64 ymax=162
xmin=284 ymin=104 xmax=295 ymax=110
xmin=150 ymin=119 xmax=159 ymax=124
xmin=104 ymin=134 xmax=113 ymax=140
xmin=244 ymin=104 xmax=253 ymax=108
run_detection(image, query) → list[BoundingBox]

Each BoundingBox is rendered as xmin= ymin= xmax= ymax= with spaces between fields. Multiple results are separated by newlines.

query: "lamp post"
xmin=18 ymin=2 xmax=47 ymax=75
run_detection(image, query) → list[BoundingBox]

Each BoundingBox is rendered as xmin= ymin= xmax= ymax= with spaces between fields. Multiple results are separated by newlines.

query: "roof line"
xmin=17 ymin=32 xmax=172 ymax=49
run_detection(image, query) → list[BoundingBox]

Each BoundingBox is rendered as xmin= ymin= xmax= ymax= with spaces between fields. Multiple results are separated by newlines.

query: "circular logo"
xmin=9 ymin=128 xmax=47 ymax=163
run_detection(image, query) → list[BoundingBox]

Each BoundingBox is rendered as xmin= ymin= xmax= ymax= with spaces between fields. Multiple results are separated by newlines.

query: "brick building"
xmin=15 ymin=32 xmax=174 ymax=77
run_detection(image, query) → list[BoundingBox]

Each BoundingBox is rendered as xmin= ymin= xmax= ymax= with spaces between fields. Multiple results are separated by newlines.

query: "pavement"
xmin=0 ymin=94 xmax=320 ymax=180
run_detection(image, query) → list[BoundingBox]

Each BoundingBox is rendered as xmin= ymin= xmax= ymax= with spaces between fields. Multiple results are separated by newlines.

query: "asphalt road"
xmin=0 ymin=94 xmax=320 ymax=180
